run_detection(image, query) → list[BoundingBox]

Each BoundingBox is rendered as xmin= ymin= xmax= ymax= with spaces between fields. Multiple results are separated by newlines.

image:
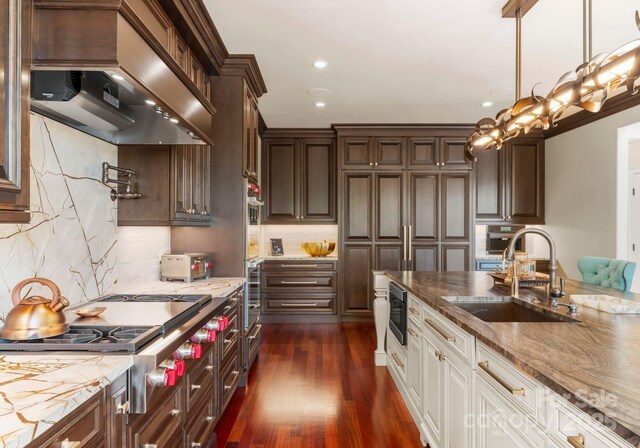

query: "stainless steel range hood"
xmin=31 ymin=71 xmax=205 ymax=145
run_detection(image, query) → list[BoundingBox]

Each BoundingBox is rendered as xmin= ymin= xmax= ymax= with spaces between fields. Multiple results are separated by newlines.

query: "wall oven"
xmin=486 ymin=225 xmax=525 ymax=255
xmin=389 ymin=281 xmax=407 ymax=345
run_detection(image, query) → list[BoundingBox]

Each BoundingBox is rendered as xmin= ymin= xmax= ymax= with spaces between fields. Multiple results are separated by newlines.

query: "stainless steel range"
xmin=0 ymin=292 xmax=237 ymax=414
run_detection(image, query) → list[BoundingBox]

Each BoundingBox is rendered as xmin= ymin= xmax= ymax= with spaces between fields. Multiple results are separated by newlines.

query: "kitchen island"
xmin=0 ymin=277 xmax=245 ymax=448
xmin=376 ymin=271 xmax=640 ymax=447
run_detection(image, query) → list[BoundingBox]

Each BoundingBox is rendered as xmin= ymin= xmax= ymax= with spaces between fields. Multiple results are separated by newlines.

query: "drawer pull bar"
xmin=408 ymin=306 xmax=419 ymax=315
xmin=191 ymin=384 xmax=202 ymax=391
xmin=61 ymin=440 xmax=81 ymax=448
xmin=478 ymin=361 xmax=525 ymax=396
xmin=192 ymin=443 xmax=202 ymax=448
xmin=205 ymin=365 xmax=214 ymax=372
xmin=205 ymin=416 xmax=215 ymax=422
xmin=435 ymin=350 xmax=445 ymax=362
xmin=567 ymin=434 xmax=585 ymax=448
xmin=391 ymin=352 xmax=404 ymax=369
xmin=229 ymin=328 xmax=239 ymax=334
xmin=143 ymin=445 xmax=157 ymax=448
xmin=170 ymin=409 xmax=182 ymax=416
xmin=249 ymin=324 xmax=262 ymax=339
xmin=281 ymin=302 xmax=318 ymax=307
xmin=407 ymin=327 xmax=418 ymax=337
xmin=116 ymin=401 xmax=129 ymax=414
xmin=280 ymin=281 xmax=319 ymax=285
xmin=424 ymin=318 xmax=455 ymax=342
xmin=224 ymin=385 xmax=232 ymax=390
xmin=281 ymin=264 xmax=318 ymax=267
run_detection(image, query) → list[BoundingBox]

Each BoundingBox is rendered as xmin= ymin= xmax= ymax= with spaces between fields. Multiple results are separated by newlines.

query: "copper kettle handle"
xmin=11 ymin=278 xmax=63 ymax=309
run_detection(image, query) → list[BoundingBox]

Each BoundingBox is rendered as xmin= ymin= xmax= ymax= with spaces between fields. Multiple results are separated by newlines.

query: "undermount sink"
xmin=443 ymin=297 xmax=578 ymax=323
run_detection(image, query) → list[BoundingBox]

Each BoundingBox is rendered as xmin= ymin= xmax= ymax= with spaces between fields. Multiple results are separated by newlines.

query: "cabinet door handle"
xmin=424 ymin=318 xmax=456 ymax=342
xmin=61 ymin=440 xmax=81 ymax=448
xmin=116 ymin=400 xmax=129 ymax=414
xmin=478 ymin=361 xmax=525 ymax=396
xmin=191 ymin=384 xmax=202 ymax=391
xmin=170 ymin=409 xmax=182 ymax=416
xmin=408 ymin=225 xmax=413 ymax=261
xmin=391 ymin=352 xmax=404 ymax=369
xmin=435 ymin=350 xmax=444 ymax=362
xmin=408 ymin=306 xmax=419 ymax=315
xmin=369 ymin=162 xmax=373 ymax=166
xmin=205 ymin=365 xmax=214 ymax=372
xmin=248 ymin=324 xmax=262 ymax=340
xmin=224 ymin=385 xmax=232 ymax=390
xmin=143 ymin=445 xmax=158 ymax=448
xmin=407 ymin=327 xmax=418 ymax=337
xmin=280 ymin=281 xmax=318 ymax=285
xmin=567 ymin=434 xmax=586 ymax=448
xmin=403 ymin=225 xmax=408 ymax=261
xmin=205 ymin=416 xmax=215 ymax=422
xmin=192 ymin=443 xmax=202 ymax=448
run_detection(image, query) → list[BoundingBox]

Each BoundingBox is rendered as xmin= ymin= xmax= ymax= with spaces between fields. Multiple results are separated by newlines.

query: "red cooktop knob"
xmin=192 ymin=264 xmax=199 ymax=271
xmin=191 ymin=344 xmax=203 ymax=359
xmin=222 ymin=316 xmax=230 ymax=328
xmin=174 ymin=360 xmax=185 ymax=377
xmin=165 ymin=369 xmax=177 ymax=386
xmin=206 ymin=262 xmax=213 ymax=269
xmin=207 ymin=329 xmax=217 ymax=342
xmin=218 ymin=318 xmax=226 ymax=331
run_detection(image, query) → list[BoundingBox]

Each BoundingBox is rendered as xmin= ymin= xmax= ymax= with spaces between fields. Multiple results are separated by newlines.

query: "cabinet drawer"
xmin=27 ymin=392 xmax=105 ymax=448
xmin=186 ymin=345 xmax=215 ymax=412
xmin=221 ymin=355 xmax=240 ymax=410
xmin=476 ymin=375 xmax=548 ymax=448
xmin=263 ymin=272 xmax=337 ymax=291
xmin=476 ymin=341 xmax=547 ymax=426
xmin=548 ymin=392 xmax=634 ymax=448
xmin=407 ymin=293 xmax=423 ymax=326
xmin=186 ymin=393 xmax=216 ymax=448
xmin=222 ymin=322 xmax=239 ymax=364
xmin=128 ymin=384 xmax=184 ymax=448
xmin=264 ymin=295 xmax=336 ymax=314
xmin=422 ymin=303 xmax=475 ymax=365
xmin=387 ymin=330 xmax=407 ymax=384
xmin=248 ymin=323 xmax=262 ymax=364
xmin=262 ymin=260 xmax=337 ymax=271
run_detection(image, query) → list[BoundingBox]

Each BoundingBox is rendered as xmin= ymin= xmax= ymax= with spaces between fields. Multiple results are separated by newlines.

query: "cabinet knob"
xmin=369 ymin=162 xmax=373 ymax=166
xmin=191 ymin=384 xmax=202 ymax=390
xmin=192 ymin=443 xmax=202 ymax=447
xmin=170 ymin=409 xmax=181 ymax=416
xmin=116 ymin=401 xmax=129 ymax=414
xmin=143 ymin=445 xmax=158 ymax=448
xmin=205 ymin=416 xmax=215 ymax=422
xmin=374 ymin=162 xmax=379 ymax=166
xmin=507 ymin=216 xmax=512 ymax=220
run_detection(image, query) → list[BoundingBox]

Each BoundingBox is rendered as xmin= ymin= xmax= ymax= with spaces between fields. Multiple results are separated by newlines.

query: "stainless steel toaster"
xmin=161 ymin=253 xmax=212 ymax=282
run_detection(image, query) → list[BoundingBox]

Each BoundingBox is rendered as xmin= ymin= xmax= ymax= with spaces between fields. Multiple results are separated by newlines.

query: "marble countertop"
xmin=259 ymin=255 xmax=338 ymax=260
xmin=0 ymin=354 xmax=132 ymax=448
xmin=386 ymin=271 xmax=640 ymax=444
xmin=116 ymin=277 xmax=245 ymax=297
xmin=0 ymin=276 xmax=244 ymax=448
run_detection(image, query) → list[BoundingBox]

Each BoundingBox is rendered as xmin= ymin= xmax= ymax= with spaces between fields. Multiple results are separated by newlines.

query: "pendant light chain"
xmin=516 ymin=8 xmax=522 ymax=101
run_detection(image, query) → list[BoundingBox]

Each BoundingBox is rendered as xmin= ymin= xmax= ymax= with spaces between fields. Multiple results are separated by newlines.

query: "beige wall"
xmin=541 ymin=105 xmax=640 ymax=279
xmin=629 ymin=140 xmax=640 ymax=168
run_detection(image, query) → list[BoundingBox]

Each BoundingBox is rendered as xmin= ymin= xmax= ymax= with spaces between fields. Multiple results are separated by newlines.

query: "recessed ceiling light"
xmin=145 ymin=99 xmax=156 ymax=106
xmin=482 ymin=101 xmax=493 ymax=107
xmin=111 ymin=74 xmax=125 ymax=81
xmin=308 ymin=88 xmax=332 ymax=97
xmin=315 ymin=102 xmax=326 ymax=108
xmin=170 ymin=118 xmax=179 ymax=124
xmin=313 ymin=60 xmax=328 ymax=69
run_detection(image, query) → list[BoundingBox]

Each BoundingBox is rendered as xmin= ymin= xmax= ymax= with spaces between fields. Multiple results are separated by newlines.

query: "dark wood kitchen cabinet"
xmin=0 ymin=0 xmax=32 ymax=223
xmin=117 ymin=145 xmax=211 ymax=226
xmin=474 ymin=133 xmax=545 ymax=224
xmin=243 ymin=85 xmax=260 ymax=181
xmin=262 ymin=130 xmax=336 ymax=224
xmin=336 ymin=126 xmax=473 ymax=318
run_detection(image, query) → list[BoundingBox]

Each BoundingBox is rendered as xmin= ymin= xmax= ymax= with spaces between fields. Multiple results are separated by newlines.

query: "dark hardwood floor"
xmin=216 ymin=323 xmax=422 ymax=448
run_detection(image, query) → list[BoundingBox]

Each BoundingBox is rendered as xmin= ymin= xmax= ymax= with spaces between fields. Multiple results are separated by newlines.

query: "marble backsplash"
xmin=0 ymin=115 xmax=120 ymax=319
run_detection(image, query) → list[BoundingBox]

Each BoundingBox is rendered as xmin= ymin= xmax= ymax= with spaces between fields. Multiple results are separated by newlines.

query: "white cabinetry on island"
xmin=374 ymin=272 xmax=636 ymax=448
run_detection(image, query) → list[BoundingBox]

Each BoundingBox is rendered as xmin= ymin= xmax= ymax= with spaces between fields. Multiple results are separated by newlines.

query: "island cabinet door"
xmin=421 ymin=328 xmax=444 ymax=448
xmin=443 ymin=351 xmax=474 ymax=448
xmin=475 ymin=375 xmax=547 ymax=448
xmin=406 ymin=323 xmax=423 ymax=411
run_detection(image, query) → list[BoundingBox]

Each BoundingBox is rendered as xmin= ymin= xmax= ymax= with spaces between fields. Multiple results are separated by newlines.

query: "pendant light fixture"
xmin=465 ymin=1 xmax=640 ymax=161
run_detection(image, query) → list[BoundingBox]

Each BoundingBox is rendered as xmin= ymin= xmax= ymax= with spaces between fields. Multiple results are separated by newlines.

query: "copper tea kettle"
xmin=0 ymin=278 xmax=70 ymax=340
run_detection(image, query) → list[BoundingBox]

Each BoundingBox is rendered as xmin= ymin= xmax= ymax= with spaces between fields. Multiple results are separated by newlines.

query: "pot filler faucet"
xmin=505 ymin=228 xmax=576 ymax=313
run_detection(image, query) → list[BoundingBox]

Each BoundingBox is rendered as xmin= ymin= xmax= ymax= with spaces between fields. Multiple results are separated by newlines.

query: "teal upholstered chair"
xmin=577 ymin=257 xmax=636 ymax=291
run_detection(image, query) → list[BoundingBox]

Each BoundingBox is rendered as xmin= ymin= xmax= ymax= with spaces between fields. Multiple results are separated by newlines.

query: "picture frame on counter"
xmin=270 ymin=238 xmax=284 ymax=256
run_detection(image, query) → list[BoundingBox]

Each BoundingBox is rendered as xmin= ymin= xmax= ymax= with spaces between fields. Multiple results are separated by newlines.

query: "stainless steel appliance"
xmin=389 ymin=282 xmax=407 ymax=345
xmin=486 ymin=225 xmax=525 ymax=255
xmin=161 ymin=253 xmax=213 ymax=282
xmin=0 ymin=292 xmax=238 ymax=414
xmin=246 ymin=180 xmax=263 ymax=261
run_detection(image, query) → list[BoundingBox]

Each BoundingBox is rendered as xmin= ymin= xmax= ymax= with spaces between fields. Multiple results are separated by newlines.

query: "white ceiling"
xmin=205 ymin=0 xmax=640 ymax=128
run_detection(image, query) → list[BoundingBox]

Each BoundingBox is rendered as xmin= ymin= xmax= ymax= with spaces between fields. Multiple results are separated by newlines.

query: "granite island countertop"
xmin=0 ymin=276 xmax=245 ymax=448
xmin=259 ymin=255 xmax=338 ymax=261
xmin=386 ymin=271 xmax=640 ymax=445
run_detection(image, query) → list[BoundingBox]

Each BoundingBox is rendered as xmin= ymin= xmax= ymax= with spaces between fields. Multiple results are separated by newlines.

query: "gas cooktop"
xmin=0 ymin=325 xmax=159 ymax=352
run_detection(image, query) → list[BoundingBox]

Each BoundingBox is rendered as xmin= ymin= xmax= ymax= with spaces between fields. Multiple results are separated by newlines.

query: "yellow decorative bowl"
xmin=301 ymin=241 xmax=336 ymax=257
